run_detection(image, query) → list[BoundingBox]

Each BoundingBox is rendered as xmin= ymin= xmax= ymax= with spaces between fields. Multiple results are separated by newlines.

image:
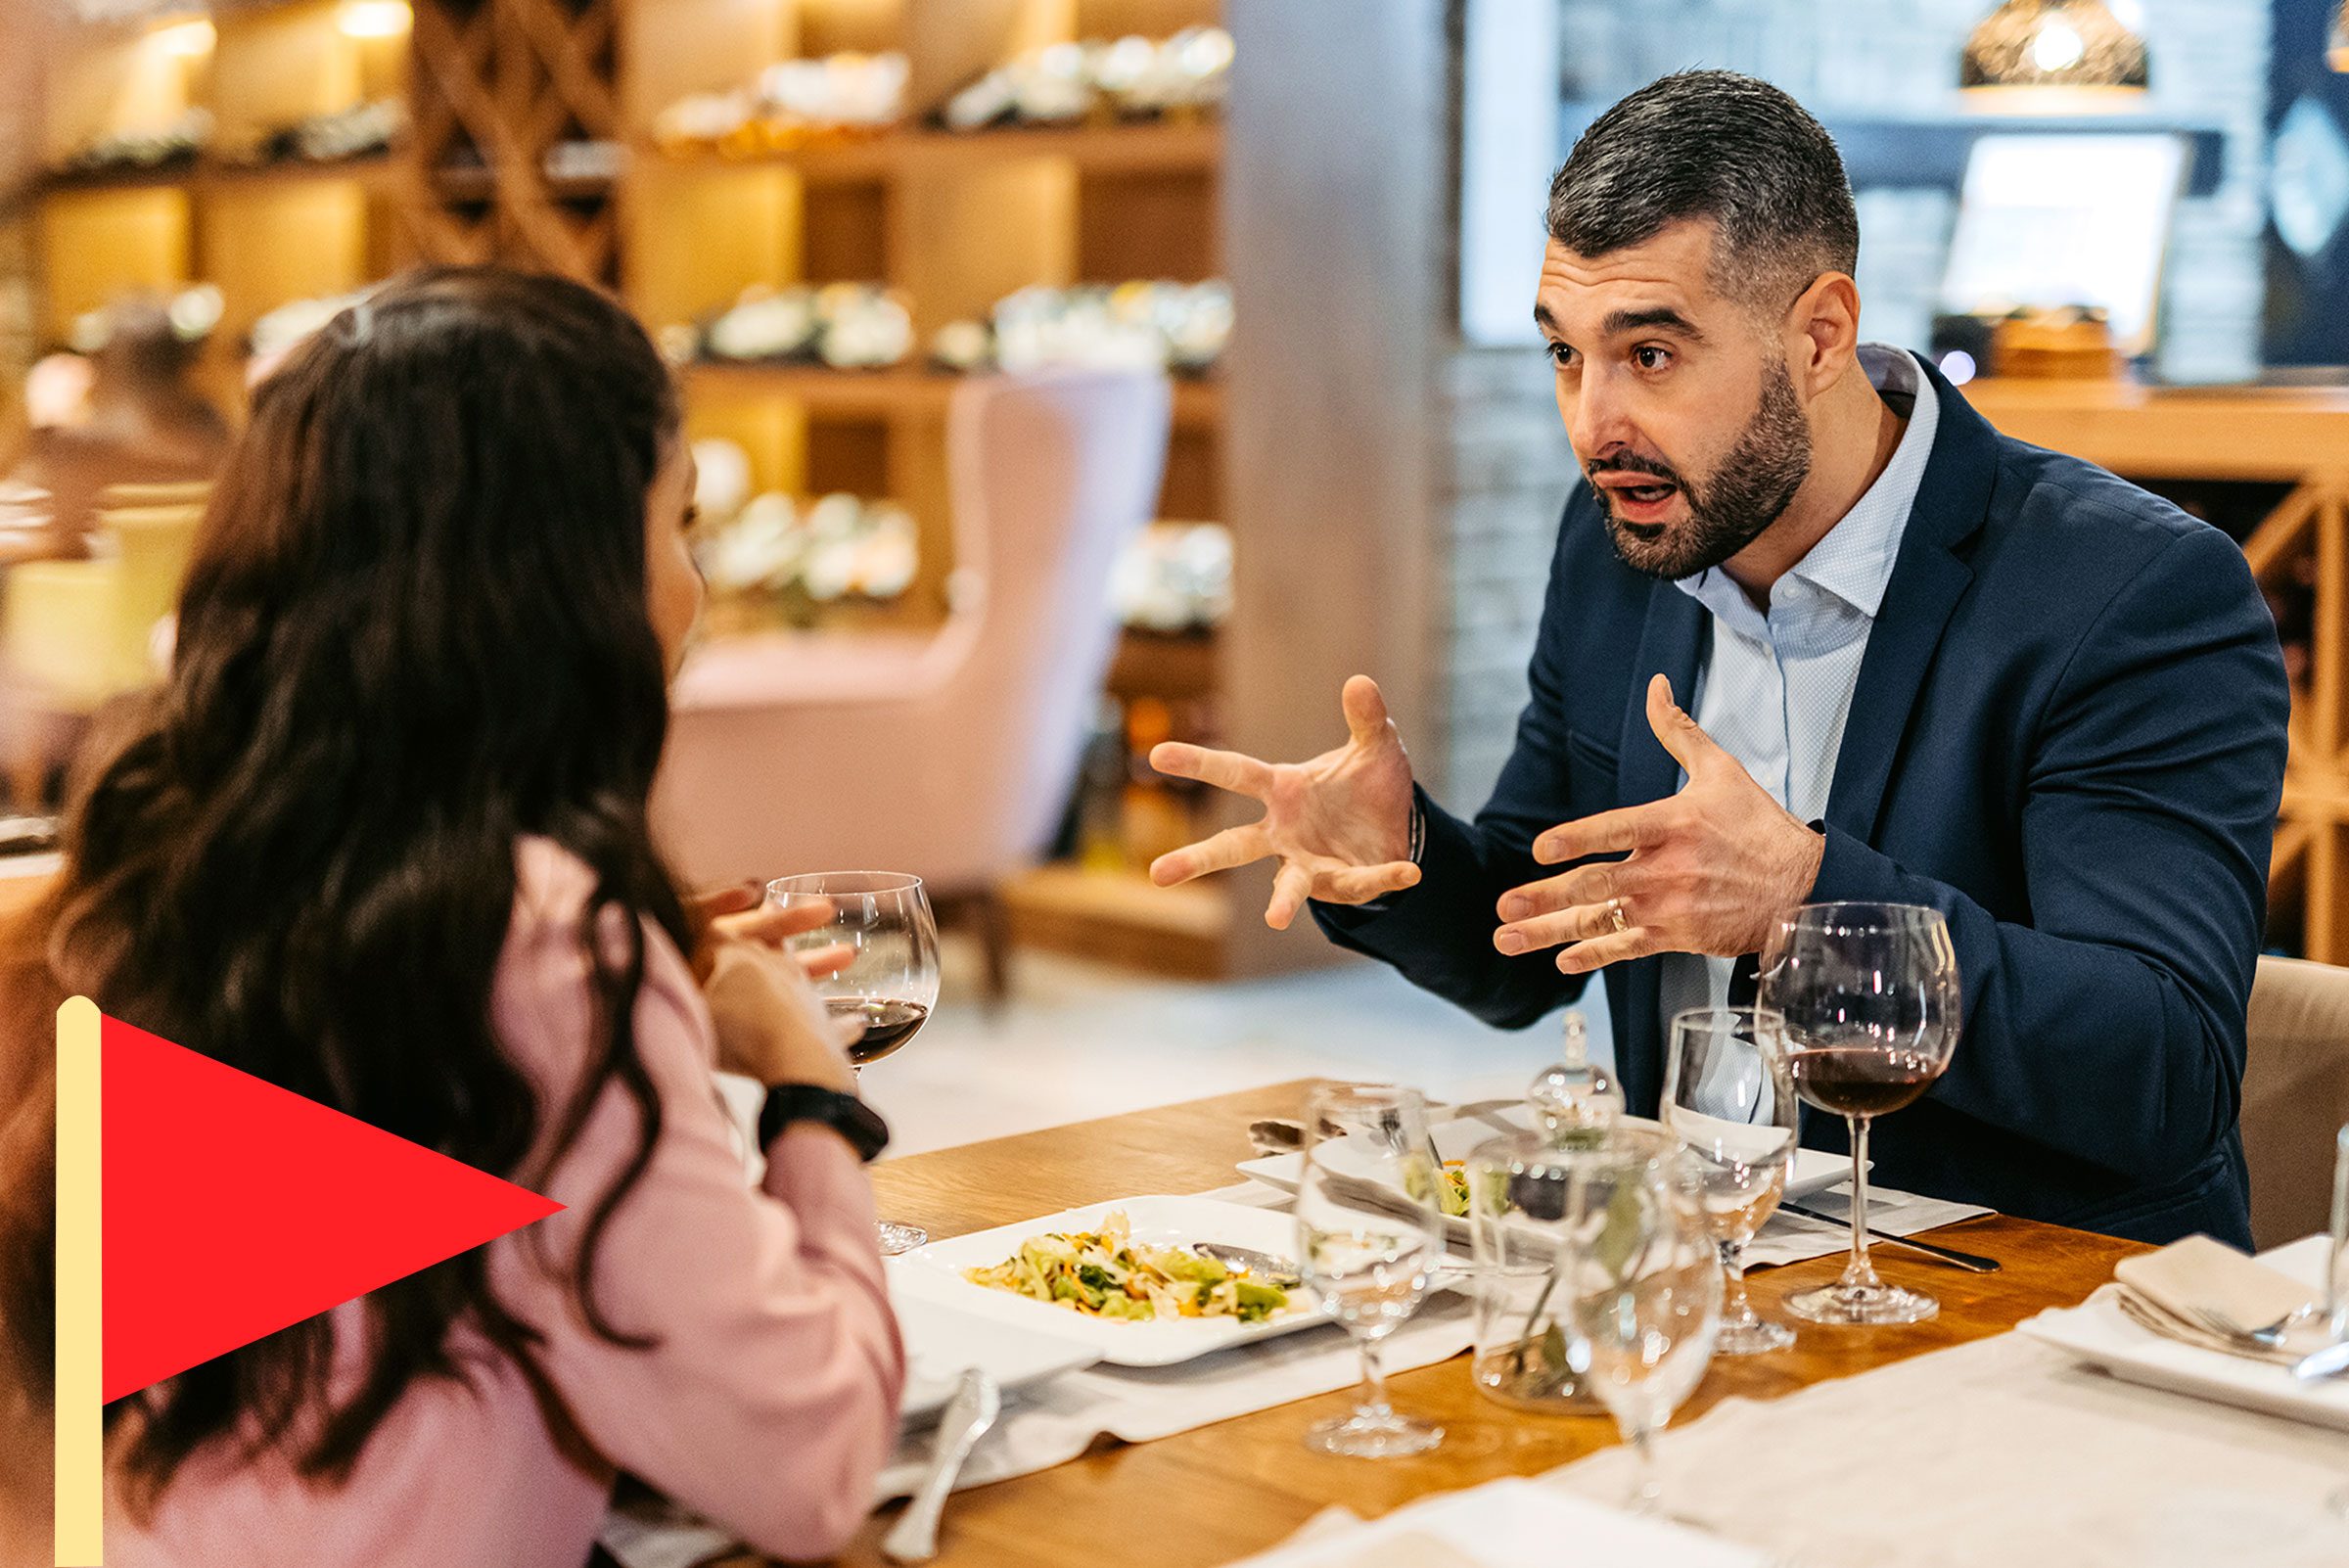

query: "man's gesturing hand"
xmin=1148 ymin=675 xmax=1422 ymax=930
xmin=1492 ymin=674 xmax=1825 ymax=975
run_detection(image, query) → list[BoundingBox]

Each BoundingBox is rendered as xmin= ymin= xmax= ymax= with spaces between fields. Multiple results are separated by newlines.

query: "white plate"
xmin=1236 ymin=1108 xmax=1853 ymax=1246
xmin=893 ymin=1292 xmax=1103 ymax=1423
xmin=2018 ymin=1234 xmax=2349 ymax=1433
xmin=888 ymin=1194 xmax=1335 ymax=1368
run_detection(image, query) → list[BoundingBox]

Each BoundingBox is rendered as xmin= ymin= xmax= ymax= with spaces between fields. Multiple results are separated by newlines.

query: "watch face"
xmin=763 ymin=1086 xmax=889 ymax=1161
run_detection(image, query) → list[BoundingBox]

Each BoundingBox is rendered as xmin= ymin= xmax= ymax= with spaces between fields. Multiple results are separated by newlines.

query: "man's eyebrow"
xmin=1600 ymin=305 xmax=1706 ymax=342
xmin=1533 ymin=301 xmax=1561 ymax=336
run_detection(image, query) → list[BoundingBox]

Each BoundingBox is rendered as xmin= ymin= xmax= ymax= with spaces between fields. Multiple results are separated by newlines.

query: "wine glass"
xmin=1759 ymin=901 xmax=1960 ymax=1326
xmin=1555 ymin=1125 xmax=1722 ymax=1514
xmin=1294 ymin=1083 xmax=1447 ymax=1458
xmin=765 ymin=871 xmax=939 ymax=1256
xmin=1662 ymin=1006 xmax=1797 ymax=1355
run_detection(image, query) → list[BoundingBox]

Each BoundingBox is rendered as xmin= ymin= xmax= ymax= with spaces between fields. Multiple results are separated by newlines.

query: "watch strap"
xmin=759 ymin=1084 xmax=890 ymax=1163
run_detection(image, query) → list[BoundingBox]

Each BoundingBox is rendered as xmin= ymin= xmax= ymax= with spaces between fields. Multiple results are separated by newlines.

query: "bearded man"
xmin=1151 ymin=70 xmax=2289 ymax=1247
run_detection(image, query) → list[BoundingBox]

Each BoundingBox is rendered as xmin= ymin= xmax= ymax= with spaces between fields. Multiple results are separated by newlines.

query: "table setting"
xmin=595 ymin=897 xmax=2349 ymax=1568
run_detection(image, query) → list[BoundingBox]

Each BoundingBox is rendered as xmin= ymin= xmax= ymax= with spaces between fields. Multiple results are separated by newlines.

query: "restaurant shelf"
xmin=677 ymin=362 xmax=1223 ymax=429
xmin=1107 ymin=627 xmax=1221 ymax=703
xmin=643 ymin=119 xmax=1222 ymax=182
xmin=1000 ymin=864 xmax=1228 ymax=980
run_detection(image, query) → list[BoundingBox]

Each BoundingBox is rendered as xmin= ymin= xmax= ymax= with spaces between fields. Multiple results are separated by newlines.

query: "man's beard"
xmin=1592 ymin=357 xmax=1814 ymax=581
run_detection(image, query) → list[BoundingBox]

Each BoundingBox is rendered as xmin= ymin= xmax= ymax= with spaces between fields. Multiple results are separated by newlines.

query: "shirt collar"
xmin=1673 ymin=343 xmax=1939 ymax=625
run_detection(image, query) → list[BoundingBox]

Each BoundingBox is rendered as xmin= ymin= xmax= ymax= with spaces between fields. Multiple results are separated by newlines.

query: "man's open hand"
xmin=1492 ymin=674 xmax=1824 ymax=974
xmin=1147 ymin=675 xmax=1422 ymax=930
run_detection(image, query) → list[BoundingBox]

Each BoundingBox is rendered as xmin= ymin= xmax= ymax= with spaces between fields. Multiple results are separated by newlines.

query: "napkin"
xmin=2111 ymin=1235 xmax=2319 ymax=1363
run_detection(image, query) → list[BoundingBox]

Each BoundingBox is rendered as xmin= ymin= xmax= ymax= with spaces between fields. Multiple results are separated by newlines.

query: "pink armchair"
xmin=653 ymin=368 xmax=1174 ymax=989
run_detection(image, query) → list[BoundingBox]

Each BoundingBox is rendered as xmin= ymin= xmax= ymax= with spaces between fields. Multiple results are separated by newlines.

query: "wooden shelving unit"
xmin=25 ymin=0 xmax=1396 ymax=980
xmin=1968 ymin=379 xmax=2349 ymax=964
xmin=616 ymin=0 xmax=1236 ymax=969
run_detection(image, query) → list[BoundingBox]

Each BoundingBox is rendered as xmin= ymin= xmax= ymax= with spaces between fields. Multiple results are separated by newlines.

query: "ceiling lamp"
xmin=1961 ymin=0 xmax=2148 ymax=97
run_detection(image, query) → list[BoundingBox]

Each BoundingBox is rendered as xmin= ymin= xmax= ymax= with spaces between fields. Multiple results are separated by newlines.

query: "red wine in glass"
xmin=828 ymin=997 xmax=930 ymax=1067
xmin=1786 ymin=1046 xmax=1937 ymax=1119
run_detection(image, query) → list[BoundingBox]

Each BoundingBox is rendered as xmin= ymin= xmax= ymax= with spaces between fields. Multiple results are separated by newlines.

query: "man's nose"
xmin=1564 ymin=379 xmax=1636 ymax=470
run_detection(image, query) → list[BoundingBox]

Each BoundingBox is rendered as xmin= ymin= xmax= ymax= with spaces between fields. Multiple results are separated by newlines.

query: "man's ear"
xmin=1784 ymin=272 xmax=1861 ymax=398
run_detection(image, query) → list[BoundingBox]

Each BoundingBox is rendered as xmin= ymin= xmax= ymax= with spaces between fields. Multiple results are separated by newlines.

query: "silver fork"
xmin=2190 ymin=1304 xmax=2314 ymax=1350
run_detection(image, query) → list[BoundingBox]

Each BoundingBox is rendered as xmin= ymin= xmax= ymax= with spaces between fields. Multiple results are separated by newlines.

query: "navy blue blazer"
xmin=1319 ymin=359 xmax=2290 ymax=1247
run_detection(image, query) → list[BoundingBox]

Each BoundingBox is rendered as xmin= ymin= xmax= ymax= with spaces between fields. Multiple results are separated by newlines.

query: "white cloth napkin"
xmin=1215 ymin=1476 xmax=1765 ymax=1567
xmin=1740 ymin=1182 xmax=1990 ymax=1268
xmin=1555 ymin=1312 xmax=2349 ymax=1567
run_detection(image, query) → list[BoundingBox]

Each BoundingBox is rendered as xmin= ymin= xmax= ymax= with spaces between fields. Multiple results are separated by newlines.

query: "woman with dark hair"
xmin=0 ymin=266 xmax=904 ymax=1566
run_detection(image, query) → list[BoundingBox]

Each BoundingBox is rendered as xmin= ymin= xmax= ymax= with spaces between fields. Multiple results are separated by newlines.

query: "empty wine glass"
xmin=1295 ymin=1083 xmax=1447 ymax=1458
xmin=1760 ymin=901 xmax=1960 ymax=1326
xmin=766 ymin=871 xmax=939 ymax=1256
xmin=1663 ymin=1006 xmax=1797 ymax=1355
xmin=1555 ymin=1126 xmax=1722 ymax=1514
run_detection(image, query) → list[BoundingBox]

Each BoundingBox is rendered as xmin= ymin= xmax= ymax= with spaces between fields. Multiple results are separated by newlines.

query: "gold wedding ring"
xmin=1606 ymin=898 xmax=1629 ymax=935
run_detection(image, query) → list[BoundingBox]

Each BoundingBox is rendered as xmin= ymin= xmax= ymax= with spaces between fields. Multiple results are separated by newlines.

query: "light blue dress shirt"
xmin=1653 ymin=344 xmax=1940 ymax=1029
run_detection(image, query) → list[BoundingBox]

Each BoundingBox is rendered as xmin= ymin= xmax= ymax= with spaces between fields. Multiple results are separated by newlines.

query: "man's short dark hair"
xmin=1545 ymin=70 xmax=1859 ymax=319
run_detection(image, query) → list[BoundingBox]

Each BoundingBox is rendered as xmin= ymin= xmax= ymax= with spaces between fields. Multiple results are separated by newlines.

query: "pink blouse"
xmin=103 ymin=838 xmax=906 ymax=1566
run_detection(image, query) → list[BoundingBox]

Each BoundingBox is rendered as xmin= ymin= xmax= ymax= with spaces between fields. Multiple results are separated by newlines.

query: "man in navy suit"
xmin=1150 ymin=70 xmax=2288 ymax=1247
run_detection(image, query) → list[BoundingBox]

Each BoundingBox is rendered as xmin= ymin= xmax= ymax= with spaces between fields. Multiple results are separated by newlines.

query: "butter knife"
xmin=1777 ymin=1199 xmax=2002 ymax=1273
xmin=882 ymin=1368 xmax=1001 ymax=1564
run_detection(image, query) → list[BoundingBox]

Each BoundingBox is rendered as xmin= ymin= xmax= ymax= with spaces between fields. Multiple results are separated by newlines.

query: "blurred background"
xmin=0 ymin=0 xmax=2343 ymax=1143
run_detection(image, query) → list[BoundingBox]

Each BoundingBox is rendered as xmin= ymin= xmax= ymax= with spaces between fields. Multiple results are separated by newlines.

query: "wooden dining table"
xmin=748 ymin=1080 xmax=2151 ymax=1568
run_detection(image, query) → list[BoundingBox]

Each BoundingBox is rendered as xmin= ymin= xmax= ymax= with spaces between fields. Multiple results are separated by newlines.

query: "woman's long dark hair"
xmin=44 ymin=267 xmax=694 ymax=1509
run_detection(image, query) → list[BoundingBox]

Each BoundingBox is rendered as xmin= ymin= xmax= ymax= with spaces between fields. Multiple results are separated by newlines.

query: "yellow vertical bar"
xmin=53 ymin=995 xmax=101 ymax=1568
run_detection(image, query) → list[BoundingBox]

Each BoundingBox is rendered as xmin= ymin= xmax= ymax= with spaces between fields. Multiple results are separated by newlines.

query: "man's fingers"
xmin=1497 ymin=861 xmax=1627 ymax=923
xmin=1533 ymin=805 xmax=1663 ymax=865
xmin=1493 ymin=899 xmax=1629 ymax=956
xmin=1340 ymin=675 xmax=1393 ymax=746
xmin=1645 ymin=673 xmax=1731 ymax=777
xmin=1317 ymin=859 xmax=1422 ymax=904
xmin=1150 ymin=741 xmax=1278 ymax=798
xmin=1556 ymin=925 xmax=1656 ymax=976
xmin=1150 ymin=822 xmax=1271 ymax=887
xmin=1266 ymin=861 xmax=1315 ymax=930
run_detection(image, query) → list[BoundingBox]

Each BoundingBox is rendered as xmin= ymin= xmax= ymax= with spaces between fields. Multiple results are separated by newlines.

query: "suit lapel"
xmin=1613 ymin=581 xmax=1707 ymax=1114
xmin=1822 ymin=360 xmax=2000 ymax=844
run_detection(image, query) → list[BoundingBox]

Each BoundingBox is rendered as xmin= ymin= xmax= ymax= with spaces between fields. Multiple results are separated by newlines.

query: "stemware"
xmin=1760 ymin=901 xmax=1961 ymax=1326
xmin=1662 ymin=1006 xmax=1797 ymax=1354
xmin=1554 ymin=1126 xmax=1723 ymax=1514
xmin=1294 ymin=1083 xmax=1447 ymax=1457
xmin=765 ymin=871 xmax=940 ymax=1256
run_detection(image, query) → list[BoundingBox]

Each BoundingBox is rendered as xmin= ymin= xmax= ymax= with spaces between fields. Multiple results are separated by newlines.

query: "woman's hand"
xmin=688 ymin=883 xmax=854 ymax=985
xmin=690 ymin=884 xmax=857 ymax=1091
xmin=701 ymin=940 xmax=857 ymax=1091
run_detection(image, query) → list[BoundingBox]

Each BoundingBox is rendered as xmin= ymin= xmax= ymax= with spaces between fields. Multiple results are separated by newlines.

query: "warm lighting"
xmin=1961 ymin=0 xmax=2147 ymax=94
xmin=338 ymin=0 xmax=411 ymax=38
xmin=149 ymin=14 xmax=215 ymax=56
xmin=2331 ymin=1 xmax=2349 ymax=70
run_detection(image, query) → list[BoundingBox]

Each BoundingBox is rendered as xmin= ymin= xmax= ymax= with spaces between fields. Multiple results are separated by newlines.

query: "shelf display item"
xmin=932 ymin=281 xmax=1231 ymax=377
xmin=1110 ymin=522 xmax=1231 ymax=633
xmin=651 ymin=52 xmax=907 ymax=156
xmin=55 ymin=108 xmax=213 ymax=176
xmin=696 ymin=284 xmax=913 ymax=370
xmin=939 ymin=27 xmax=1232 ymax=132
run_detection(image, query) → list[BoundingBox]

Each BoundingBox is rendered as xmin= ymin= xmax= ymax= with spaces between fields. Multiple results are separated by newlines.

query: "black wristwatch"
xmin=759 ymin=1084 xmax=890 ymax=1163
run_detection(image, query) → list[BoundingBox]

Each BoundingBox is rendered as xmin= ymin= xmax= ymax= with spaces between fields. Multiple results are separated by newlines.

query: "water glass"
xmin=1662 ymin=1006 xmax=1797 ymax=1355
xmin=1295 ymin=1083 xmax=1447 ymax=1458
xmin=1553 ymin=1126 xmax=1723 ymax=1513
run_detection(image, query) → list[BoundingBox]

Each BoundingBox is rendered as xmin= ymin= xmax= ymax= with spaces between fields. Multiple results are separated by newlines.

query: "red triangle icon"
xmin=99 ymin=1011 xmax=564 ymax=1404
